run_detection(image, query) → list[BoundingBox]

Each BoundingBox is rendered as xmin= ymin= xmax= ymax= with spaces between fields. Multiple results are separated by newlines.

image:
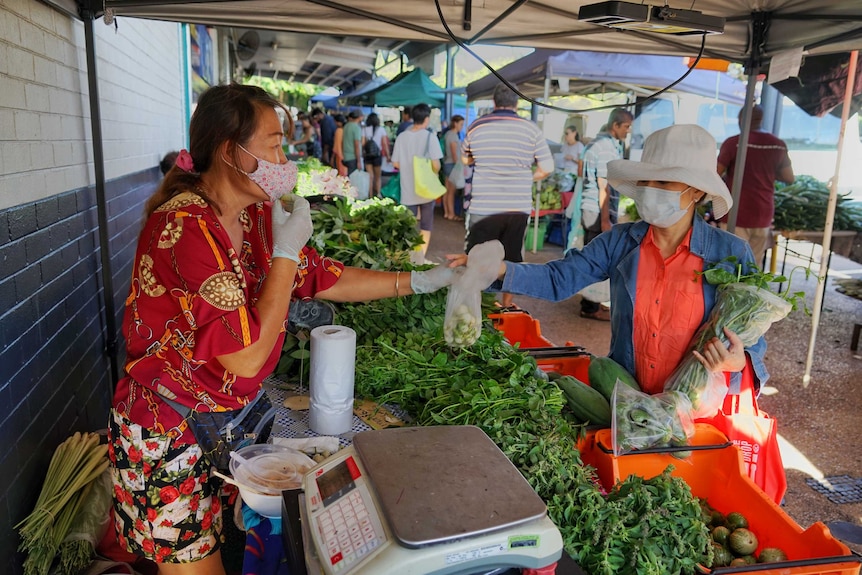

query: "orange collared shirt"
xmin=634 ymin=226 xmax=705 ymax=394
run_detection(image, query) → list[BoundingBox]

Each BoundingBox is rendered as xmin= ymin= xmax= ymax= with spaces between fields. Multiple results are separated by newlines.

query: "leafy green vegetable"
xmin=308 ymin=196 xmax=423 ymax=270
xmin=773 ymin=175 xmax=862 ymax=232
xmin=699 ymin=255 xmax=808 ymax=312
xmin=575 ymin=468 xmax=713 ymax=575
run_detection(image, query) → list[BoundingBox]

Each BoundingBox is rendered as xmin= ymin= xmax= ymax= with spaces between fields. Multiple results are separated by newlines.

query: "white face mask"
xmin=236 ymin=145 xmax=297 ymax=202
xmin=635 ymin=186 xmax=694 ymax=228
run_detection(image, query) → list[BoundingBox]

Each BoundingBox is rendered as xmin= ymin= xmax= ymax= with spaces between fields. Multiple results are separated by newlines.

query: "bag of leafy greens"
xmin=664 ymin=282 xmax=792 ymax=418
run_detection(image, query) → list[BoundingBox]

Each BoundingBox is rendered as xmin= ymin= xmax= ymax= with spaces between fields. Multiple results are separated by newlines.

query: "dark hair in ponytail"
xmin=146 ymin=83 xmax=288 ymax=217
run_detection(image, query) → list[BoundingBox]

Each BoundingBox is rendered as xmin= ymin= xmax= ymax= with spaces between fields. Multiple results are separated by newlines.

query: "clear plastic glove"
xmin=272 ymin=196 xmax=313 ymax=262
xmin=410 ymin=265 xmax=463 ymax=294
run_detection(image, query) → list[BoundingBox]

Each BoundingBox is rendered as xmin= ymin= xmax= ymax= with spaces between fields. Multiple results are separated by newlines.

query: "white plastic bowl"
xmin=229 ymin=444 xmax=315 ymax=518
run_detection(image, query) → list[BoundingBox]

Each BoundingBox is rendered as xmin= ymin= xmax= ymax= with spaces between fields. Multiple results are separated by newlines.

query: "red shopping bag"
xmin=700 ymin=366 xmax=787 ymax=505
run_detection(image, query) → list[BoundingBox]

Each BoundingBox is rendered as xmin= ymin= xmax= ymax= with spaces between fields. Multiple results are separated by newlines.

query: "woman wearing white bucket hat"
xmin=458 ymin=125 xmax=769 ymax=395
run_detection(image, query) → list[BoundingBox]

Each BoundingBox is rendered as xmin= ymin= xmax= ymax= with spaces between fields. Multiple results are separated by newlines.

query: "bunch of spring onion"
xmin=16 ymin=432 xmax=110 ymax=575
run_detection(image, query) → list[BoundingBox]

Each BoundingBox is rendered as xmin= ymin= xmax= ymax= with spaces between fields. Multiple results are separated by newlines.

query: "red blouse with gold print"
xmin=113 ymin=191 xmax=343 ymax=443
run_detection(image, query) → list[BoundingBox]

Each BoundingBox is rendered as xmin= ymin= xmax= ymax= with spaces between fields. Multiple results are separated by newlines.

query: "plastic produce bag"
xmin=444 ymin=240 xmax=505 ymax=348
xmin=59 ymin=470 xmax=113 ymax=574
xmin=349 ymin=169 xmax=371 ymax=200
xmin=663 ymin=359 xmax=731 ymax=419
xmin=664 ymin=283 xmax=792 ymax=417
xmin=448 ymin=161 xmax=466 ymax=189
xmin=612 ymin=383 xmax=694 ymax=456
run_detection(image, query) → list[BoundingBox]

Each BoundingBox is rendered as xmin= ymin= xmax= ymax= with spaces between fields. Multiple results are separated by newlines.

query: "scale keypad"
xmin=318 ymin=490 xmax=381 ymax=571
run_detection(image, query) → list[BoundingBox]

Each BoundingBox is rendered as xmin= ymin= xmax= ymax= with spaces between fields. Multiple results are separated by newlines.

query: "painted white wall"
xmin=0 ymin=1 xmax=186 ymax=210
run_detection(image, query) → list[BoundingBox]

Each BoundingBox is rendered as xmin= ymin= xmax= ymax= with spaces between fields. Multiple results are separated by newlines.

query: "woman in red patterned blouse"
xmin=108 ymin=84 xmax=456 ymax=574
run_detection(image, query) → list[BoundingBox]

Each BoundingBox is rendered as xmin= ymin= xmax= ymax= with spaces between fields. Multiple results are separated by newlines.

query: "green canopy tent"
xmin=346 ymin=69 xmax=466 ymax=108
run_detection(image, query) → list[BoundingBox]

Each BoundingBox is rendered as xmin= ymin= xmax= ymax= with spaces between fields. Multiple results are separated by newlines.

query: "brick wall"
xmin=0 ymin=2 xmax=186 ymax=572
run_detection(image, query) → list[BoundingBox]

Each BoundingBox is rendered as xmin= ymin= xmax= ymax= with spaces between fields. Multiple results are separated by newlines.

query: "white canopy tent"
xmin=465 ymin=48 xmax=749 ymax=103
xmin=59 ymin=0 xmax=862 ymax=386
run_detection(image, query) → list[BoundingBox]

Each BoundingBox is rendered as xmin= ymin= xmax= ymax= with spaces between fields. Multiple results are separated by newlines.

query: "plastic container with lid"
xmin=229 ymin=444 xmax=315 ymax=518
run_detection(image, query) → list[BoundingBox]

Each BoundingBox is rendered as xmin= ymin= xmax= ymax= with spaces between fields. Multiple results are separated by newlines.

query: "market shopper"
xmin=289 ymin=111 xmax=316 ymax=156
xmin=109 ymin=83 xmax=460 ymax=574
xmin=341 ymin=110 xmax=364 ymax=174
xmin=717 ymin=105 xmax=795 ymax=266
xmin=461 ymin=82 xmax=554 ymax=309
xmin=578 ymin=108 xmax=633 ymax=321
xmin=311 ymin=108 xmax=336 ymax=165
xmin=362 ymin=112 xmax=390 ymax=197
xmin=560 ymin=125 xmax=585 ymax=177
xmin=442 ymin=114 xmax=465 ymax=221
xmin=332 ymin=113 xmax=347 ymax=176
xmin=449 ymin=125 xmax=767 ymax=395
xmin=391 ymin=102 xmax=444 ymax=262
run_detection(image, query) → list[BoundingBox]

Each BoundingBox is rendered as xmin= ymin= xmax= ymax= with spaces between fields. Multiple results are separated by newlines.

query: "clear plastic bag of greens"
xmin=664 ymin=282 xmax=792 ymax=418
xmin=444 ymin=240 xmax=505 ymax=348
xmin=690 ymin=283 xmax=792 ymax=349
xmin=662 ymin=357 xmax=728 ymax=419
xmin=612 ymin=384 xmax=694 ymax=457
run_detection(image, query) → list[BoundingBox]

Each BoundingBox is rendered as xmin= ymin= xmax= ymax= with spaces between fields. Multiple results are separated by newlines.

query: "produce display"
xmin=773 ymin=174 xmax=862 ymax=232
xmin=532 ymin=173 xmax=565 ymax=211
xmin=16 ymin=432 xmax=110 ymax=575
xmin=306 ymin=196 xmax=423 ymax=270
xmin=335 ymin=294 xmax=713 ymax=573
xmin=295 ymin=157 xmax=358 ymax=198
xmin=699 ymin=502 xmax=788 ymax=567
xmin=270 ymin=196 xmax=826 ymax=575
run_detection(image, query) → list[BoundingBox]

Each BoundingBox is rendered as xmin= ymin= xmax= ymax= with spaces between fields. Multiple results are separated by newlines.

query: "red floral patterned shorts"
xmin=108 ymin=409 xmax=226 ymax=563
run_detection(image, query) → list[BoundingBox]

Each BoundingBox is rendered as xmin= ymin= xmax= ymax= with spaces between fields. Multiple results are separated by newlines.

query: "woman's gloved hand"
xmin=410 ymin=265 xmax=463 ymax=294
xmin=272 ymin=196 xmax=313 ymax=262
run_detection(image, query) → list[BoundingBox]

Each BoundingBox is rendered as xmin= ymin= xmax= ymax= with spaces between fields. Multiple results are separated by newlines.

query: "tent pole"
xmin=531 ymin=66 xmax=551 ymax=253
xmin=725 ymin=66 xmax=759 ymax=234
xmin=82 ymin=11 xmax=120 ymax=388
xmin=802 ymin=49 xmax=858 ymax=387
xmin=445 ymin=45 xmax=455 ymax=121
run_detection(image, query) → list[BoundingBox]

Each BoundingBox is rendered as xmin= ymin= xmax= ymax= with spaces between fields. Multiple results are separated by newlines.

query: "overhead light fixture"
xmin=578 ymin=1 xmax=724 ymax=35
xmin=307 ymin=39 xmax=377 ymax=72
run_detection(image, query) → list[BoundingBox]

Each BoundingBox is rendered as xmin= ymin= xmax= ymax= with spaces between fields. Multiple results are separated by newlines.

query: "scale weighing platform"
xmin=282 ymin=425 xmax=563 ymax=575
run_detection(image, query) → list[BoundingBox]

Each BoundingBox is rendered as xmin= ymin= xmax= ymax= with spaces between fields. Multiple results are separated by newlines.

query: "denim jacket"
xmin=500 ymin=217 xmax=769 ymax=388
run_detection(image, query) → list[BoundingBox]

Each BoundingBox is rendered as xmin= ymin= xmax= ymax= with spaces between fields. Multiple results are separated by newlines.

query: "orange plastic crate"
xmin=579 ymin=424 xmax=859 ymax=575
xmin=489 ymin=311 xmax=554 ymax=348
xmin=533 ymin=353 xmax=591 ymax=385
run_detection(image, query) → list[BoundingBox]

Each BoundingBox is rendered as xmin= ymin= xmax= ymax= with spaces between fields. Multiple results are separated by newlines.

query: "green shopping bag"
xmin=381 ymin=173 xmax=401 ymax=203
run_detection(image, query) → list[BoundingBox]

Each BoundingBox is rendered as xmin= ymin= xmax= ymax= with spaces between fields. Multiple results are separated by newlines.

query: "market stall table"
xmin=263 ymin=376 xmax=587 ymax=575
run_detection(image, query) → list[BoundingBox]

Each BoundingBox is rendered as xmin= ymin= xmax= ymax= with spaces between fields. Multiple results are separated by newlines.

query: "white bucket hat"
xmin=607 ymin=124 xmax=732 ymax=219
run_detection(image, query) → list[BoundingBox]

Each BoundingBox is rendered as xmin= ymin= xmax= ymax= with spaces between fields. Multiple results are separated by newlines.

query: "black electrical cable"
xmin=432 ymin=0 xmax=708 ymax=113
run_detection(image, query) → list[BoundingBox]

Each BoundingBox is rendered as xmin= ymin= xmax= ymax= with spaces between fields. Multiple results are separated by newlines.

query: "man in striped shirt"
xmin=461 ymin=83 xmax=554 ymax=308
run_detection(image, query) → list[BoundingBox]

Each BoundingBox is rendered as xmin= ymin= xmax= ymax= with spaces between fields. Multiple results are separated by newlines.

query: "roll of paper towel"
xmin=308 ymin=325 xmax=356 ymax=435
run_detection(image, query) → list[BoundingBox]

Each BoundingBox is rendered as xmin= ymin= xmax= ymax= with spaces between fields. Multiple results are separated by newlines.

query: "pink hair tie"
xmin=176 ymin=149 xmax=195 ymax=173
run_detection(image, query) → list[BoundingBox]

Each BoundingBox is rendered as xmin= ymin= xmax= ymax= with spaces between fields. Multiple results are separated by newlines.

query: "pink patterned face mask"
xmin=237 ymin=145 xmax=298 ymax=202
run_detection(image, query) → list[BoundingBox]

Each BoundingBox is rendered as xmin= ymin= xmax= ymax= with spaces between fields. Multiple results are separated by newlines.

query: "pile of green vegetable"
xmin=330 ymin=295 xmax=713 ymax=573
xmin=773 ymin=175 xmax=862 ymax=232
xmin=16 ymin=432 xmax=110 ymax=575
xmin=700 ymin=503 xmax=788 ymax=567
xmin=533 ymin=185 xmax=564 ymax=211
xmin=276 ymin=198 xmax=715 ymax=573
xmin=307 ymin=196 xmax=423 ymax=269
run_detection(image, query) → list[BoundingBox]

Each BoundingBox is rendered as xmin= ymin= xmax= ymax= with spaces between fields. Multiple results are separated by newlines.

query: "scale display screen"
xmin=316 ymin=459 xmax=357 ymax=507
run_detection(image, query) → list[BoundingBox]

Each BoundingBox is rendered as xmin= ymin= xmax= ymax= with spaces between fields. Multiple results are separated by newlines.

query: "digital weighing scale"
xmin=282 ymin=425 xmax=563 ymax=575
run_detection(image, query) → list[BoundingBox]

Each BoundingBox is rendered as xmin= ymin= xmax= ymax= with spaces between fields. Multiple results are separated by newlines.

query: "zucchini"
xmin=555 ymin=375 xmax=611 ymax=427
xmin=588 ymin=356 xmax=640 ymax=402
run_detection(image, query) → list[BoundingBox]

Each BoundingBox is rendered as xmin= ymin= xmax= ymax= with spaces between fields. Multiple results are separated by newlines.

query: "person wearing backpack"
xmin=362 ymin=112 xmax=390 ymax=197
